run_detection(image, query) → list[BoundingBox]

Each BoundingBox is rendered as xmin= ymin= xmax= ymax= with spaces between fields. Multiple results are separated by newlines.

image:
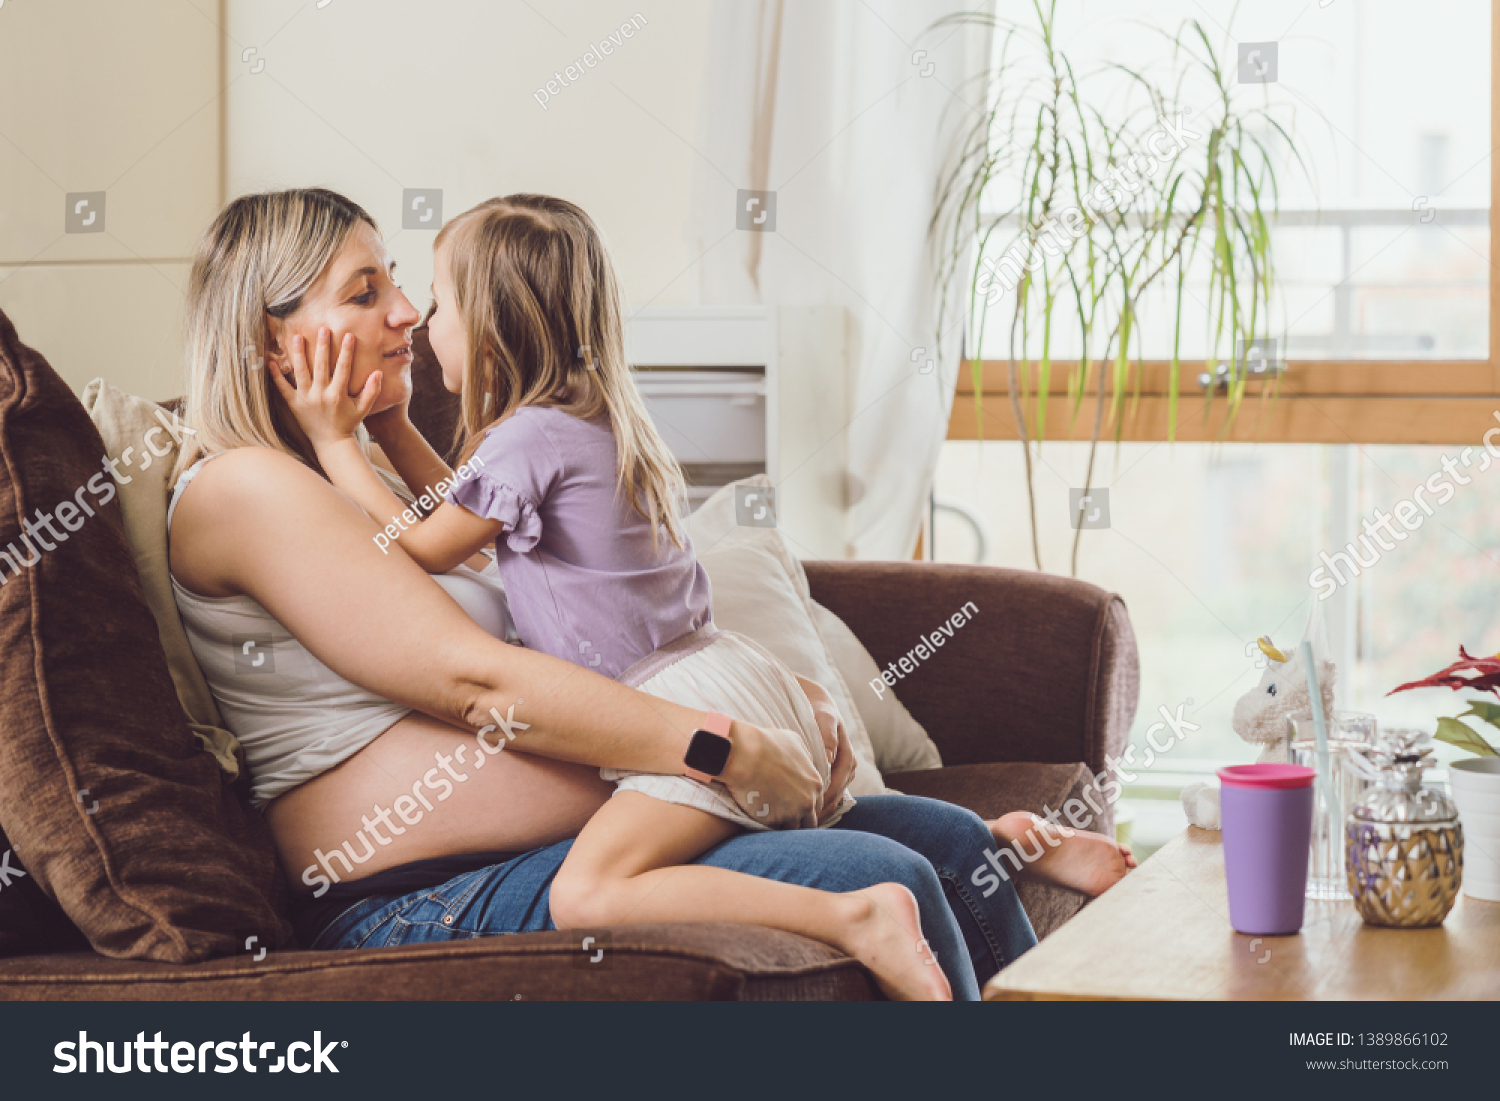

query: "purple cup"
xmin=1217 ymin=764 xmax=1315 ymax=935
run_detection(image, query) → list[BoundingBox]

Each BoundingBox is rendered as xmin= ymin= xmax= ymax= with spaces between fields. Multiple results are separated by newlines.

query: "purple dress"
xmin=445 ymin=406 xmax=713 ymax=680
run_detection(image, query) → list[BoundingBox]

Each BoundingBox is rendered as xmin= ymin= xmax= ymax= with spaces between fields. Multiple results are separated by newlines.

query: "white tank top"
xmin=168 ymin=455 xmax=518 ymax=808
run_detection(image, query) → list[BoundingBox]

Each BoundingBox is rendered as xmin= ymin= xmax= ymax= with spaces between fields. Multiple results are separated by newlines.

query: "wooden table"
xmin=984 ymin=826 xmax=1500 ymax=1000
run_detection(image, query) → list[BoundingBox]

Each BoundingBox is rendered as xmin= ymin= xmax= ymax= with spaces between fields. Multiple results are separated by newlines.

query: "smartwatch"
xmin=683 ymin=712 xmax=733 ymax=784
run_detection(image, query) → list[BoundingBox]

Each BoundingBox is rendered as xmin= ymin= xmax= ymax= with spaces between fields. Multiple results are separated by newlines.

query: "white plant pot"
xmin=1449 ymin=758 xmax=1500 ymax=902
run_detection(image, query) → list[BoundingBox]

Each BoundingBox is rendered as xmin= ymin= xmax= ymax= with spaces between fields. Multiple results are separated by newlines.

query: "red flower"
xmin=1388 ymin=646 xmax=1500 ymax=698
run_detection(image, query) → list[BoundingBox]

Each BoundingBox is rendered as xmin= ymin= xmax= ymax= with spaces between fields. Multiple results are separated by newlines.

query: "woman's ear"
xmin=263 ymin=318 xmax=291 ymax=374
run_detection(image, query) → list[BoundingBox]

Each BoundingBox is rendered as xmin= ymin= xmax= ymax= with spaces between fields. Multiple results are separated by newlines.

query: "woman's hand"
xmin=794 ymin=675 xmax=858 ymax=822
xmin=794 ymin=674 xmax=842 ymax=767
xmin=719 ymin=721 xmax=823 ymax=829
xmin=818 ymin=721 xmax=857 ymax=824
xmin=270 ymin=327 xmax=381 ymax=449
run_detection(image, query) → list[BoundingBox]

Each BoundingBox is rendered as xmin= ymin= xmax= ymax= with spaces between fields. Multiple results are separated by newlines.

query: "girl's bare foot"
xmin=840 ymin=883 xmax=953 ymax=1001
xmin=988 ymin=810 xmax=1136 ymax=897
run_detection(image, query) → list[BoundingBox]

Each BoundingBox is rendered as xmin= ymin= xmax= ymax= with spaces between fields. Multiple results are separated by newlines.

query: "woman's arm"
xmin=171 ymin=446 xmax=822 ymax=827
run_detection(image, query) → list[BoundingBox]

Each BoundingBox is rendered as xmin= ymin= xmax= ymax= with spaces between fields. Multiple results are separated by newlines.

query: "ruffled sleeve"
xmin=447 ymin=475 xmax=543 ymax=552
xmin=442 ymin=410 xmax=562 ymax=554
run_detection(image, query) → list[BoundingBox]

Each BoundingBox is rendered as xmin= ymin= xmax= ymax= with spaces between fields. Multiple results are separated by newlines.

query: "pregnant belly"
xmin=266 ymin=710 xmax=613 ymax=893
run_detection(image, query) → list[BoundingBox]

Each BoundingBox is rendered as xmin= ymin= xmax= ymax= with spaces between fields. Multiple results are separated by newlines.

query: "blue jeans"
xmin=308 ymin=794 xmax=1037 ymax=1000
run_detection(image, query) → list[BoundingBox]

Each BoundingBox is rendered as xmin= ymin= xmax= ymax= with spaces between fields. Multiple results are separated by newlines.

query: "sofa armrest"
xmin=804 ymin=561 xmax=1138 ymax=780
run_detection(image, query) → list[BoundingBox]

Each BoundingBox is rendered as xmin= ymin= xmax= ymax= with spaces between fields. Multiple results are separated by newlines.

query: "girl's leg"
xmin=831 ymin=795 xmax=1041 ymax=988
xmin=312 ymin=825 xmax=984 ymax=999
xmin=989 ymin=810 xmax=1135 ymax=897
xmin=691 ymin=822 xmax=981 ymax=999
xmin=548 ymin=793 xmax=951 ymax=1000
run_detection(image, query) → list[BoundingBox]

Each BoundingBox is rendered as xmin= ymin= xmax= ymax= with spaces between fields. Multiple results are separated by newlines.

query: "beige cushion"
xmin=79 ymin=379 xmax=240 ymax=777
xmin=810 ymin=599 xmax=942 ymax=774
xmin=686 ymin=478 xmax=885 ymax=795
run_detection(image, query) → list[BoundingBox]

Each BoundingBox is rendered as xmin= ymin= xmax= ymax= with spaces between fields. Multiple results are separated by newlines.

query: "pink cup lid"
xmin=1216 ymin=764 xmax=1316 ymax=790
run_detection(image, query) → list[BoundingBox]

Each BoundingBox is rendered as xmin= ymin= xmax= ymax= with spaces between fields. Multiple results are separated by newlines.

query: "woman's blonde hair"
xmin=435 ymin=195 xmax=687 ymax=546
xmin=171 ymin=188 xmax=395 ymax=487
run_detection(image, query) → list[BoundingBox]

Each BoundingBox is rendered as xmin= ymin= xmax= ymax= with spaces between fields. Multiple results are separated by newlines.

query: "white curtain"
xmin=698 ymin=0 xmax=992 ymax=558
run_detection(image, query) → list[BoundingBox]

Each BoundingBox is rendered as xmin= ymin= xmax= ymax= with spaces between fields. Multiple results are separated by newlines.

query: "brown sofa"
xmin=0 ymin=318 xmax=1138 ymax=999
xmin=0 ymin=559 xmax=1137 ymax=1000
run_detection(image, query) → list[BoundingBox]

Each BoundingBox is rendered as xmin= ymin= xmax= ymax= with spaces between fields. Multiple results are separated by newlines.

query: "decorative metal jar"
xmin=1345 ymin=729 xmax=1464 ymax=927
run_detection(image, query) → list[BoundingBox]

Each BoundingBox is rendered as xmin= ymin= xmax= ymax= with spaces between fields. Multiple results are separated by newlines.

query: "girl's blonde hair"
xmin=172 ymin=188 xmax=396 ymax=488
xmin=435 ymin=195 xmax=686 ymax=545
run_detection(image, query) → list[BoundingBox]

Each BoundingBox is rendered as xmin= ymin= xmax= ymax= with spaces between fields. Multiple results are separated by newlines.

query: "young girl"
xmin=271 ymin=194 xmax=1131 ymax=999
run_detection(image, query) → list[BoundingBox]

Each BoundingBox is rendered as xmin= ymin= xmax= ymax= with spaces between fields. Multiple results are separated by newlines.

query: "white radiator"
xmin=625 ymin=305 xmax=848 ymax=558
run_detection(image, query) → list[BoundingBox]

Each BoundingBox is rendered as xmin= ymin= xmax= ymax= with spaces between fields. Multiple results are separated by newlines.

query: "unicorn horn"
xmin=1257 ymin=636 xmax=1289 ymax=663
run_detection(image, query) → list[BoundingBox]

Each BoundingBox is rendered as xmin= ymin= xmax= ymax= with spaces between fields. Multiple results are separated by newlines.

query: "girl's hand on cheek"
xmin=269 ymin=327 xmax=382 ymax=448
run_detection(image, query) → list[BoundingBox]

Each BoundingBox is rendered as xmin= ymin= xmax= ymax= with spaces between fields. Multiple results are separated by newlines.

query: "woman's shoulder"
xmin=175 ymin=447 xmax=344 ymax=536
xmin=170 ymin=447 xmax=326 ymax=597
xmin=179 ymin=446 xmax=318 ymax=505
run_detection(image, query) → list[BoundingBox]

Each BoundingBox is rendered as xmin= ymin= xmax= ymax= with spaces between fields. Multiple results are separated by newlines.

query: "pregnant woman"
xmin=166 ymin=187 xmax=1039 ymax=999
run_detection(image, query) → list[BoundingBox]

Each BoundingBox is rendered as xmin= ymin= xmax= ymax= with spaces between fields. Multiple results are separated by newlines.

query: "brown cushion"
xmin=0 ymin=825 xmax=89 ymax=958
xmin=0 ymin=307 xmax=292 ymax=962
xmin=0 ymin=924 xmax=873 ymax=1001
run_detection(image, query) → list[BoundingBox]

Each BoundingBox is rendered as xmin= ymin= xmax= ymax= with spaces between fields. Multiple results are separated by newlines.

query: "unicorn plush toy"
xmin=1180 ymin=614 xmax=1336 ymax=830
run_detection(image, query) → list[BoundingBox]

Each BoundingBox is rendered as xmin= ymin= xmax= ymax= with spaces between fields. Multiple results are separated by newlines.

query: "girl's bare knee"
xmin=550 ymin=864 xmax=614 ymax=929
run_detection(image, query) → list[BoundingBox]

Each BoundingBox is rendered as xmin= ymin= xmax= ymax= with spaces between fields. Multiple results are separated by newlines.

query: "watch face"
xmin=685 ymin=729 xmax=733 ymax=777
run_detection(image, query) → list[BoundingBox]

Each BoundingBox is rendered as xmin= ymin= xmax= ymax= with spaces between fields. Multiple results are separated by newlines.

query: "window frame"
xmin=948 ymin=2 xmax=1500 ymax=447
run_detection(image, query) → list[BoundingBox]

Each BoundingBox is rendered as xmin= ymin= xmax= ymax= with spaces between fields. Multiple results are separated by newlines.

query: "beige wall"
xmin=1 ymin=0 xmax=712 ymax=400
xmin=225 ymin=0 xmax=712 ymax=334
xmin=0 ymin=0 xmax=221 ymax=399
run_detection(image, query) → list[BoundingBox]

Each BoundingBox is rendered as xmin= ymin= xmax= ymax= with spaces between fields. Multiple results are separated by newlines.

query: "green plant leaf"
xmin=1435 ymin=716 xmax=1500 ymax=757
xmin=926 ymin=6 xmax=1307 ymax=573
xmin=1456 ymin=700 xmax=1500 ymax=732
xmin=1037 ymin=287 xmax=1054 ymax=444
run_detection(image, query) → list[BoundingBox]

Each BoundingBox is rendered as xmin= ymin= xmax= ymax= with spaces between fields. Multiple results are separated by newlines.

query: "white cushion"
xmin=809 ymin=599 xmax=942 ymax=775
xmin=686 ymin=479 xmax=886 ymax=795
xmin=80 ymin=379 xmax=241 ymax=776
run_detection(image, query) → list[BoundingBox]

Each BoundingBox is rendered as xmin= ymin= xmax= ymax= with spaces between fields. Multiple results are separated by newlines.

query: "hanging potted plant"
xmin=929 ymin=1 xmax=1307 ymax=575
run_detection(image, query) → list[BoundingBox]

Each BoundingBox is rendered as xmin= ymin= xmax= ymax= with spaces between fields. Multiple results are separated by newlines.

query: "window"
xmin=952 ymin=0 xmax=1497 ymax=446
xmin=940 ymin=2 xmax=1500 ymax=858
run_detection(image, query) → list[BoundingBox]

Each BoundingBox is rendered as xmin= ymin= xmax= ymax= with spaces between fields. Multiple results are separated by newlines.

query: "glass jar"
xmin=1345 ymin=729 xmax=1464 ymax=927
